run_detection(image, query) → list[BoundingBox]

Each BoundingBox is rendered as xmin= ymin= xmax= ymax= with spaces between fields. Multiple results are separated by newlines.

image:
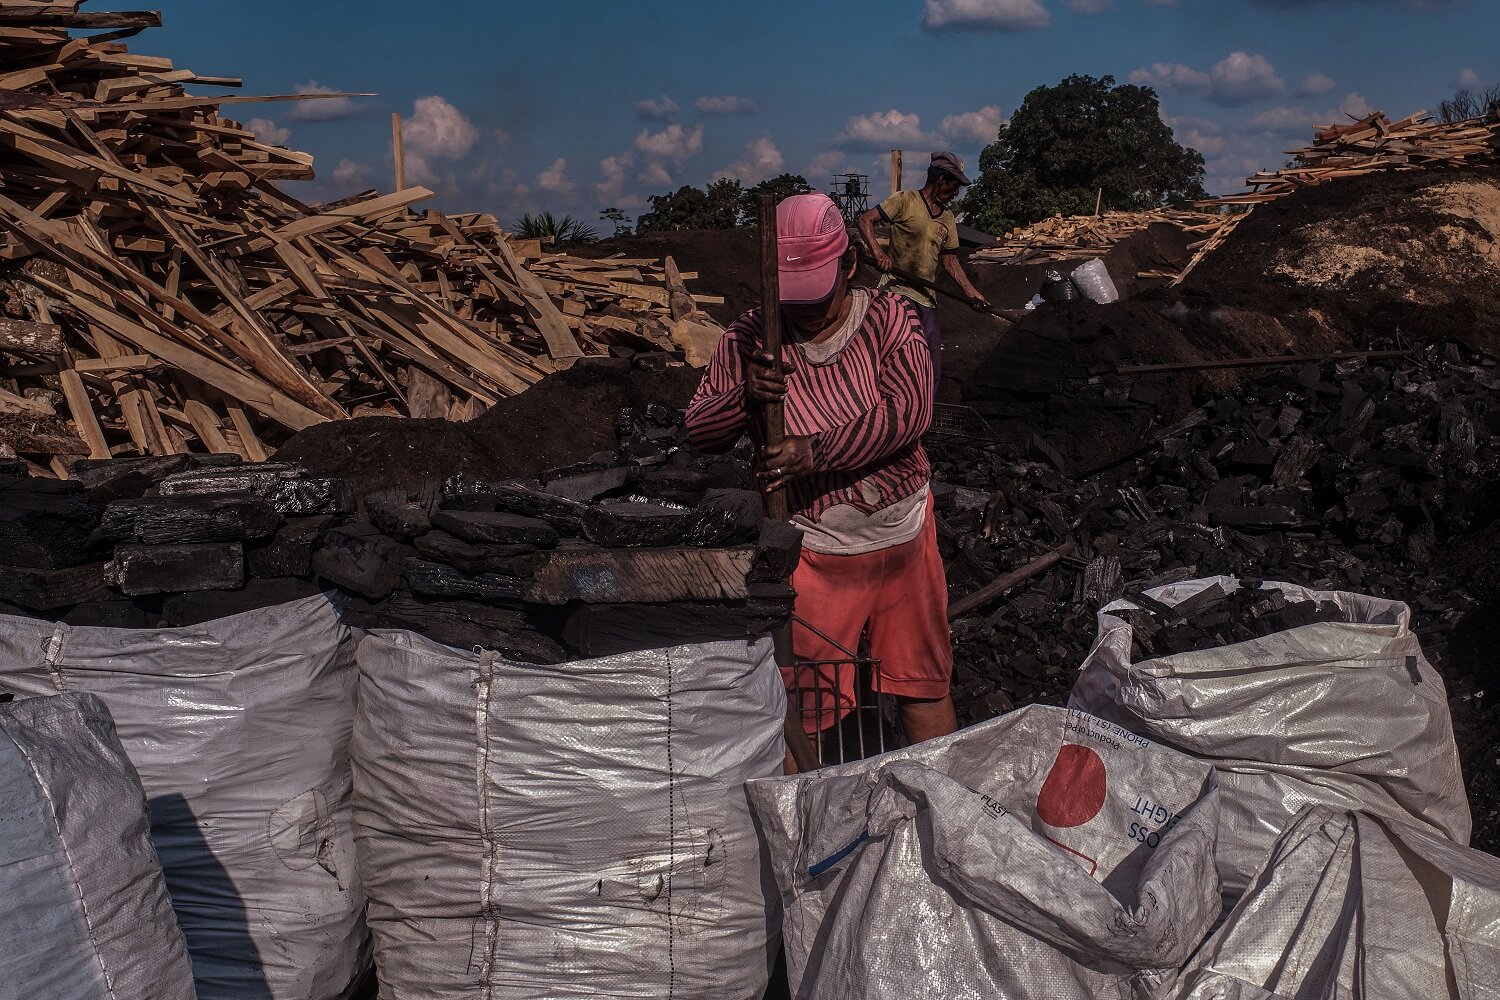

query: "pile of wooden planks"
xmin=0 ymin=0 xmax=720 ymax=476
xmin=971 ymin=208 xmax=1224 ymax=267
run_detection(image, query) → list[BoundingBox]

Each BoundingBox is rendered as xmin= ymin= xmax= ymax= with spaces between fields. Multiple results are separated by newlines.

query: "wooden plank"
xmin=182 ymin=397 xmax=236 ymax=454
xmin=58 ymin=367 xmax=110 ymax=459
xmin=226 ymin=405 xmax=268 ymax=461
xmin=527 ymin=546 xmax=756 ymax=604
xmin=0 ymin=317 xmax=64 ymax=354
xmin=405 ymin=366 xmax=451 ymax=419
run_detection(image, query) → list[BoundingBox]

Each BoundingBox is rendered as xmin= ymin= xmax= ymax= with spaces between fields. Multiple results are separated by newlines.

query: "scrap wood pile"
xmin=0 ymin=0 xmax=720 ymax=476
xmin=0 ymin=404 xmax=795 ymax=661
xmin=971 ymin=208 xmax=1226 ymax=273
xmin=1171 ymin=109 xmax=1500 ymax=285
xmin=931 ymin=341 xmax=1500 ymax=722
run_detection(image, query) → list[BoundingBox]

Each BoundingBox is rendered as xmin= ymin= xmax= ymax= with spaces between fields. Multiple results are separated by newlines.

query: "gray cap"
xmin=931 ymin=150 xmax=972 ymax=185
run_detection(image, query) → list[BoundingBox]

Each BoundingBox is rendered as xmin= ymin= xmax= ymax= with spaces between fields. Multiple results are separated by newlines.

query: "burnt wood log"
xmin=527 ymin=546 xmax=755 ymax=604
xmin=412 ymin=530 xmax=547 ymax=577
xmin=343 ymin=594 xmax=566 ymax=664
xmin=246 ymin=515 xmax=344 ymax=578
xmin=750 ymin=518 xmax=803 ymax=582
xmin=0 ymin=477 xmax=99 ymax=568
xmin=430 ymin=509 xmax=560 ymax=548
xmin=109 ymin=542 xmax=244 ymax=596
xmin=541 ymin=466 xmax=633 ymax=503
xmin=0 ymin=563 xmax=110 ymax=611
xmin=158 ymin=463 xmax=355 ymax=515
xmin=312 ymin=524 xmax=413 ymax=599
xmin=403 ymin=558 xmax=529 ymax=603
xmin=581 ymin=500 xmax=690 ymax=548
xmin=97 ymin=494 xmax=282 ymax=545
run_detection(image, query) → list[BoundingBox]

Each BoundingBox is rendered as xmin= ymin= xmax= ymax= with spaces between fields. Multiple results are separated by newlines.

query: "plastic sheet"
xmin=1069 ymin=258 xmax=1120 ymax=304
xmin=1178 ymin=806 xmax=1500 ymax=999
xmin=0 ymin=692 xmax=196 ymax=1000
xmin=748 ymin=704 xmax=1223 ymax=999
xmin=0 ymin=595 xmax=367 ymax=1000
xmin=1069 ymin=576 xmax=1471 ymax=906
xmin=352 ymin=630 xmax=786 ymax=999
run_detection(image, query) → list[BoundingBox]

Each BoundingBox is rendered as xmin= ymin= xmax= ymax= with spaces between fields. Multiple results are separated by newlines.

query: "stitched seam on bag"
xmin=666 ymin=649 xmax=677 ymax=998
xmin=475 ymin=651 xmax=500 ymax=998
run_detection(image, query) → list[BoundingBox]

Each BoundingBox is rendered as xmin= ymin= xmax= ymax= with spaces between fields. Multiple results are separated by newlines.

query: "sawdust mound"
xmin=1187 ymin=167 xmax=1500 ymax=351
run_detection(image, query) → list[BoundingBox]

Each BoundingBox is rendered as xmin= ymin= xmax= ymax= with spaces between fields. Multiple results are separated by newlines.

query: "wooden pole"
xmin=948 ymin=542 xmax=1075 ymax=621
xmin=759 ymin=192 xmax=820 ymax=774
xmin=890 ymin=149 xmax=903 ymax=195
xmin=392 ymin=112 xmax=406 ymax=191
xmin=1095 ymin=187 xmax=1103 ymax=216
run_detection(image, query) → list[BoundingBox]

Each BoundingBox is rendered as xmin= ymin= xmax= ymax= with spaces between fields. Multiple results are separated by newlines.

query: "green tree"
xmin=960 ymin=74 xmax=1206 ymax=235
xmin=599 ymin=207 xmax=633 ymax=237
xmin=736 ymin=173 xmax=814 ymax=224
xmin=511 ymin=211 xmax=599 ymax=246
xmin=636 ymin=178 xmax=743 ymax=232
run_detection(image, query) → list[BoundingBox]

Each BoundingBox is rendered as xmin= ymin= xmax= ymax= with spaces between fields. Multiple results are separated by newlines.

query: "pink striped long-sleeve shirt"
xmin=685 ymin=289 xmax=933 ymax=522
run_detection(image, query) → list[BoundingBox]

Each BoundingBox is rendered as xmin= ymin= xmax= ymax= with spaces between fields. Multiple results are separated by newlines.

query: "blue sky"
xmin=143 ymin=0 xmax=1496 ymax=226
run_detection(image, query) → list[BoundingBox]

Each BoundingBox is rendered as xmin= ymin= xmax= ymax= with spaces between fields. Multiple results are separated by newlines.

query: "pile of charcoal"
xmin=933 ymin=341 xmax=1500 ymax=724
xmin=0 ymin=407 xmax=797 ymax=662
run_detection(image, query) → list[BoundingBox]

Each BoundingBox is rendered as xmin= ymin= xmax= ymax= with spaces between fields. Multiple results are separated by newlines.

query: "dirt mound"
xmin=276 ymin=363 xmax=702 ymax=499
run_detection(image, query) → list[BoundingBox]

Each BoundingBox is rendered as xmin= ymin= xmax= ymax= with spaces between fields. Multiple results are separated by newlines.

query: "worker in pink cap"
xmin=685 ymin=193 xmax=956 ymax=766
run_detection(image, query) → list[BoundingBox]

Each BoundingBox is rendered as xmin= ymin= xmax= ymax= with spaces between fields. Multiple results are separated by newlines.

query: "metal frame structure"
xmin=830 ymin=173 xmax=870 ymax=224
xmin=787 ymin=615 xmax=893 ymax=766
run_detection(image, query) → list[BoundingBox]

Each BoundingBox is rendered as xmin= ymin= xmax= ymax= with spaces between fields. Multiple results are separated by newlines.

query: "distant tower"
xmin=830 ymin=172 xmax=870 ymax=223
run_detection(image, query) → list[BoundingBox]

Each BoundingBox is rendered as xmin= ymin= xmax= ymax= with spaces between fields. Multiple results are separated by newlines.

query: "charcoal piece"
xmin=0 ymin=459 xmax=27 ymax=479
xmin=312 ymin=524 xmax=413 ymax=599
xmin=541 ymin=466 xmax=633 ymax=503
xmin=97 ymin=494 xmax=282 ymax=545
xmin=527 ymin=546 xmax=756 ymax=604
xmin=109 ymin=542 xmax=243 ymax=596
xmin=581 ymin=501 xmax=690 ymax=548
xmin=246 ymin=515 xmax=344 ymax=578
xmin=343 ymin=595 xmax=566 ymax=664
xmin=70 ymin=455 xmax=202 ymax=506
xmin=430 ymin=510 xmax=560 ymax=548
xmin=0 ymin=562 xmax=110 ymax=611
xmin=1272 ymin=437 xmax=1321 ymax=489
xmin=1029 ymin=434 xmax=1068 ymax=474
xmin=561 ymin=599 xmax=792 ymax=658
xmin=156 ymin=462 xmax=353 ymax=515
xmin=681 ymin=502 xmax=744 ymax=548
xmin=1207 ymin=504 xmax=1300 ymax=530
xmin=1228 ymin=443 xmax=1276 ymax=471
xmin=413 ymin=531 xmax=548 ymax=577
xmin=1075 ymin=556 xmax=1123 ymax=608
xmin=0 ymin=477 xmax=100 ymax=568
xmin=750 ymin=518 xmax=803 ymax=583
xmin=364 ymin=487 xmax=433 ymax=542
xmin=487 ymin=481 xmax=589 ymax=532
xmin=161 ymin=577 xmax=323 ymax=626
xmin=403 ymin=558 xmax=529 ymax=603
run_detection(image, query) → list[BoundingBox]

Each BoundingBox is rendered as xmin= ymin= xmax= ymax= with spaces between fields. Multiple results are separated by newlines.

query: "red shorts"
xmin=783 ymin=499 xmax=953 ymax=733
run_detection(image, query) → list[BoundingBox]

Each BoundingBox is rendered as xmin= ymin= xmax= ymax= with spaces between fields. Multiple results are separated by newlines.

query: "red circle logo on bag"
xmin=1036 ymin=744 xmax=1107 ymax=828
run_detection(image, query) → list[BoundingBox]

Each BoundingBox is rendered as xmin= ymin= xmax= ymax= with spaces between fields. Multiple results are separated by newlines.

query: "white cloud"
xmin=536 ymin=158 xmax=578 ymax=199
xmin=1296 ymin=71 xmax=1336 ymax=97
xmin=285 ymin=80 xmax=366 ymax=122
xmin=1130 ymin=62 xmax=1212 ymax=93
xmin=493 ymin=128 xmax=511 ymax=145
xmin=1209 ymin=51 xmax=1286 ymax=106
xmin=834 ymin=109 xmax=935 ymax=150
xmin=939 ymin=105 xmax=1006 ymax=146
xmin=715 ymin=136 xmax=785 ymax=184
xmin=921 ymin=0 xmax=1052 ymax=31
xmin=1066 ymin=0 xmax=1113 ymax=11
xmin=634 ymin=122 xmax=705 ymax=162
xmin=246 ymin=117 xmax=289 ymax=146
xmin=1454 ymin=67 xmax=1485 ymax=90
xmin=638 ymin=159 xmax=676 ymax=189
xmin=635 ymin=95 xmax=679 ymax=122
xmin=803 ymin=150 xmax=854 ymax=180
xmin=594 ymin=154 xmax=633 ymax=205
xmin=695 ymin=94 xmax=758 ymax=115
xmin=400 ymin=95 xmax=479 ymax=185
xmin=1338 ymin=92 xmax=1374 ymax=119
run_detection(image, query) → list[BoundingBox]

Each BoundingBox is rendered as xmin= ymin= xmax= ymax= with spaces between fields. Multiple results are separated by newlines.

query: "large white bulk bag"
xmin=352 ymin=630 xmax=785 ymax=999
xmin=1069 ymin=577 xmax=1470 ymax=904
xmin=0 ymin=692 xmax=196 ymax=1000
xmin=0 ymin=594 xmax=367 ymax=1000
xmin=748 ymin=704 xmax=1223 ymax=999
xmin=1178 ymin=806 xmax=1500 ymax=999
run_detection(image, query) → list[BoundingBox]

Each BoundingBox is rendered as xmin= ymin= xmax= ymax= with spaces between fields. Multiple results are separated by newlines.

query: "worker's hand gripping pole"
xmin=758 ymin=192 xmax=820 ymax=774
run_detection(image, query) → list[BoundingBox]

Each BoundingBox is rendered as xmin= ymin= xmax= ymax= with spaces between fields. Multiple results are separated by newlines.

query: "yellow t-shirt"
xmin=877 ymin=189 xmax=958 ymax=309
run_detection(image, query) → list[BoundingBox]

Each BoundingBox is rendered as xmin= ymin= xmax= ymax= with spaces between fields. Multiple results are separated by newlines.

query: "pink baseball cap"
xmin=776 ymin=193 xmax=849 ymax=304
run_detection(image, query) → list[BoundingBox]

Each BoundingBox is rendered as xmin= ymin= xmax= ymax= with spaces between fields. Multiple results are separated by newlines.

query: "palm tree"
xmin=511 ymin=211 xmax=599 ymax=247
